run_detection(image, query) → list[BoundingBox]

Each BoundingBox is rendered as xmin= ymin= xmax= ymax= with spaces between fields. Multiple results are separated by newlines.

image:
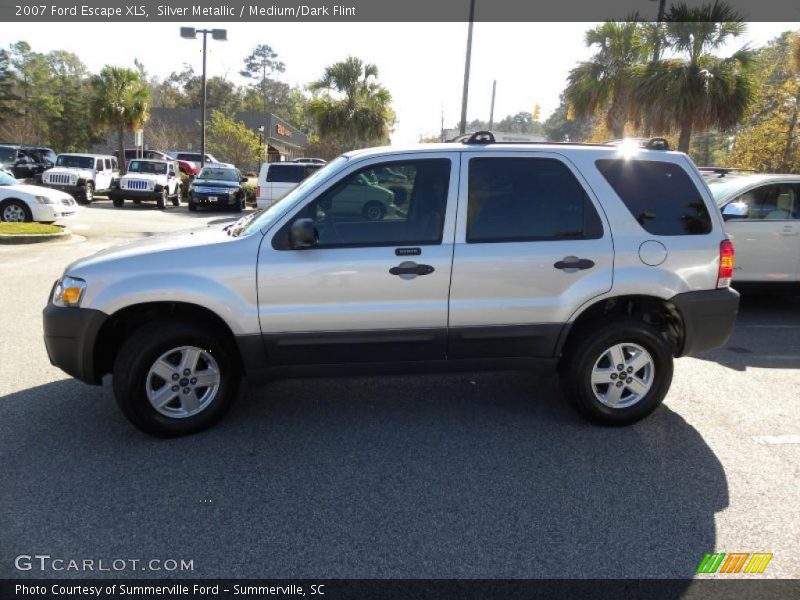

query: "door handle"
xmin=390 ymin=262 xmax=435 ymax=276
xmin=554 ymin=257 xmax=595 ymax=271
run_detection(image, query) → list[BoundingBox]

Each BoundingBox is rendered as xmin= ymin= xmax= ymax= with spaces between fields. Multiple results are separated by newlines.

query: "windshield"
xmin=128 ymin=161 xmax=167 ymax=174
xmin=0 ymin=171 xmax=17 ymax=185
xmin=0 ymin=146 xmax=15 ymax=163
xmin=707 ymin=178 xmax=754 ymax=204
xmin=197 ymin=167 xmax=239 ymax=181
xmin=240 ymin=155 xmax=348 ymax=236
xmin=56 ymin=155 xmax=94 ymax=169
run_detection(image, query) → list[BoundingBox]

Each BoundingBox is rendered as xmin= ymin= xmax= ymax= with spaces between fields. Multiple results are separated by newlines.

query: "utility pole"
xmin=488 ymin=80 xmax=496 ymax=130
xmin=459 ymin=0 xmax=476 ymax=135
xmin=440 ymin=104 xmax=445 ymax=142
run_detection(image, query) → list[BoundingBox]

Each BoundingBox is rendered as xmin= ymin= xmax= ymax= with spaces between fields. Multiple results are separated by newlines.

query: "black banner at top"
xmin=1 ymin=0 xmax=799 ymax=22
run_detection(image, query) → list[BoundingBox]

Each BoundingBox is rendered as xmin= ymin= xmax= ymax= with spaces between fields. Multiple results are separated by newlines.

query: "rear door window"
xmin=466 ymin=157 xmax=603 ymax=243
xmin=596 ymin=159 xmax=712 ymax=235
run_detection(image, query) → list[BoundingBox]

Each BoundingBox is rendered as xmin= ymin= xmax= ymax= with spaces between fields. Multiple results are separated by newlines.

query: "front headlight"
xmin=52 ymin=276 xmax=87 ymax=307
xmin=35 ymin=195 xmax=57 ymax=205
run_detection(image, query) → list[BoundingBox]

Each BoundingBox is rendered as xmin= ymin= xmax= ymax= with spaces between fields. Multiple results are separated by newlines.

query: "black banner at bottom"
xmin=2 ymin=579 xmax=799 ymax=600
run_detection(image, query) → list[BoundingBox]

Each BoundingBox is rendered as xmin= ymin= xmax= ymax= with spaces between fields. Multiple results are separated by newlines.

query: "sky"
xmin=9 ymin=21 xmax=799 ymax=144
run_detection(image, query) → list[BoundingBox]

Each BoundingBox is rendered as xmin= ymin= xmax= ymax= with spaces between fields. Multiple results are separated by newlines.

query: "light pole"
xmin=459 ymin=0 xmax=476 ymax=135
xmin=180 ymin=27 xmax=227 ymax=168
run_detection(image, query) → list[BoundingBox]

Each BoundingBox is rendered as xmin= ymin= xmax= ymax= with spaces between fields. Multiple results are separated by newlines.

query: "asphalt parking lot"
xmin=1 ymin=201 xmax=799 ymax=580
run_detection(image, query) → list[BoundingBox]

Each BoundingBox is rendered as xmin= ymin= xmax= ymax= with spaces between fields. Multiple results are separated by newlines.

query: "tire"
xmin=559 ymin=319 xmax=673 ymax=426
xmin=0 ymin=199 xmax=33 ymax=222
xmin=157 ymin=188 xmax=167 ymax=210
xmin=188 ymin=201 xmax=198 ymax=212
xmin=171 ymin=186 xmax=180 ymax=207
xmin=233 ymin=196 xmax=243 ymax=212
xmin=112 ymin=196 xmax=124 ymax=208
xmin=82 ymin=182 xmax=94 ymax=204
xmin=112 ymin=320 xmax=240 ymax=437
xmin=362 ymin=201 xmax=386 ymax=221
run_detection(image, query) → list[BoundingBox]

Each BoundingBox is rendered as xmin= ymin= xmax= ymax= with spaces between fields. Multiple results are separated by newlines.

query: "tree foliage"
xmin=89 ymin=66 xmax=150 ymax=173
xmin=728 ymin=32 xmax=800 ymax=172
xmin=307 ymin=56 xmax=394 ymax=152
xmin=206 ymin=110 xmax=263 ymax=169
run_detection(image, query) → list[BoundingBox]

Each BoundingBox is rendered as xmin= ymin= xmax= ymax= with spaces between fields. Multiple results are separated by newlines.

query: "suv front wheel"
xmin=560 ymin=319 xmax=673 ymax=425
xmin=112 ymin=320 xmax=240 ymax=436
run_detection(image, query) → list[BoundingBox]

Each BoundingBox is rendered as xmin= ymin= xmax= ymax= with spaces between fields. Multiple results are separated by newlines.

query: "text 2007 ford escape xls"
xmin=43 ymin=134 xmax=739 ymax=436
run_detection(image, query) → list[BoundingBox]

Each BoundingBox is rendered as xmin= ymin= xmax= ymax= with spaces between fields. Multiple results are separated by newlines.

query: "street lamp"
xmin=180 ymin=27 xmax=227 ymax=168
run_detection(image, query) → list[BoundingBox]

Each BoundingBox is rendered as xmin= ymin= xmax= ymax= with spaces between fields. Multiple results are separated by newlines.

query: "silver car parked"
xmin=43 ymin=133 xmax=739 ymax=436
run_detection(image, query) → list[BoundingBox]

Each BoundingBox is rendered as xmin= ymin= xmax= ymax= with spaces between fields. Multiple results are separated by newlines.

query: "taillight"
xmin=256 ymin=186 xmax=261 ymax=198
xmin=718 ymin=239 xmax=735 ymax=288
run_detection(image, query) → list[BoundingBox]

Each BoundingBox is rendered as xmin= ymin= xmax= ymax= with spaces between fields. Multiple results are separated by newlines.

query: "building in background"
xmin=92 ymin=108 xmax=307 ymax=164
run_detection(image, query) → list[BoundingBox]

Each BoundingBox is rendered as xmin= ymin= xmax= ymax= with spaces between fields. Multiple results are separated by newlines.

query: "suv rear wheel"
xmin=112 ymin=320 xmax=240 ymax=436
xmin=560 ymin=319 xmax=673 ymax=425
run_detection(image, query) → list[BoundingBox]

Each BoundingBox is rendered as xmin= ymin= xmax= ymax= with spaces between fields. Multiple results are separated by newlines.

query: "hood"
xmin=193 ymin=178 xmax=240 ymax=187
xmin=66 ymin=226 xmax=235 ymax=275
xmin=122 ymin=172 xmax=164 ymax=180
xmin=46 ymin=166 xmax=93 ymax=177
xmin=9 ymin=183 xmax=73 ymax=199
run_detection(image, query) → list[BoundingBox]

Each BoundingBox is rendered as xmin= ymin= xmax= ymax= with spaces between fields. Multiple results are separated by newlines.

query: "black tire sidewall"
xmin=362 ymin=201 xmax=385 ymax=221
xmin=562 ymin=320 xmax=673 ymax=425
xmin=113 ymin=321 xmax=239 ymax=436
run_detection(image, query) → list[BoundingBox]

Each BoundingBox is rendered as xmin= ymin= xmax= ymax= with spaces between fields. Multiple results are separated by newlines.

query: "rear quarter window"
xmin=596 ymin=159 xmax=712 ymax=235
xmin=267 ymin=164 xmax=306 ymax=183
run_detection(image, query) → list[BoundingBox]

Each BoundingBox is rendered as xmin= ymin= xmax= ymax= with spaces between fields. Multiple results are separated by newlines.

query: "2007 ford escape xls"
xmin=43 ymin=133 xmax=739 ymax=436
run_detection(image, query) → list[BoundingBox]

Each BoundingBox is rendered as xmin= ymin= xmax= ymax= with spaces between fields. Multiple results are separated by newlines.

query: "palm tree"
xmin=565 ymin=21 xmax=651 ymax=139
xmin=90 ymin=66 xmax=150 ymax=173
xmin=636 ymin=1 xmax=756 ymax=153
xmin=307 ymin=56 xmax=393 ymax=151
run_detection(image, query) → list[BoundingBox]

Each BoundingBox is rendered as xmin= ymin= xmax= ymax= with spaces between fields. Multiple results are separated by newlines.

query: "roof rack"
xmin=460 ymin=131 xmax=671 ymax=150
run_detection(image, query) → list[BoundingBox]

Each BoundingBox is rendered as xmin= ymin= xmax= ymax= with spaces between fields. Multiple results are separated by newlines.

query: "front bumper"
xmin=31 ymin=203 xmax=78 ymax=221
xmin=671 ymin=288 xmax=740 ymax=356
xmin=190 ymin=191 xmax=238 ymax=207
xmin=111 ymin=188 xmax=161 ymax=200
xmin=42 ymin=182 xmax=85 ymax=196
xmin=43 ymin=303 xmax=108 ymax=385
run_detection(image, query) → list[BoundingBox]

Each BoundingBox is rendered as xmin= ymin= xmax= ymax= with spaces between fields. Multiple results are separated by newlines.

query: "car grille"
xmin=194 ymin=186 xmax=231 ymax=194
xmin=124 ymin=179 xmax=151 ymax=191
xmin=46 ymin=173 xmax=74 ymax=185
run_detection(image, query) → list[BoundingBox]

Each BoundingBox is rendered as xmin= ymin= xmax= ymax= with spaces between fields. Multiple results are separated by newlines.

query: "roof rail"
xmin=644 ymin=137 xmax=670 ymax=151
xmin=465 ymin=131 xmax=496 ymax=144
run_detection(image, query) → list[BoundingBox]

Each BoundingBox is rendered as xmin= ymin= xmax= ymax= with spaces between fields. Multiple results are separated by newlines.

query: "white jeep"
xmin=108 ymin=159 xmax=182 ymax=209
xmin=41 ymin=153 xmax=119 ymax=203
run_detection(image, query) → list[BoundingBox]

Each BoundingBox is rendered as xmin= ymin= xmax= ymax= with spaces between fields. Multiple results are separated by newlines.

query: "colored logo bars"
xmin=696 ymin=552 xmax=773 ymax=574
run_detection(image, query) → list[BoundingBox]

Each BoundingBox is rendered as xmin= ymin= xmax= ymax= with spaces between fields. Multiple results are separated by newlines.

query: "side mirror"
xmin=240 ymin=177 xmax=248 ymax=183
xmin=722 ymin=201 xmax=748 ymax=221
xmin=289 ymin=218 xmax=318 ymax=249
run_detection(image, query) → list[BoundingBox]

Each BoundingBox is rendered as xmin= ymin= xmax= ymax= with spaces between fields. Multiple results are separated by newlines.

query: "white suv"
xmin=108 ymin=159 xmax=182 ymax=209
xmin=43 ymin=134 xmax=740 ymax=436
xmin=41 ymin=154 xmax=119 ymax=203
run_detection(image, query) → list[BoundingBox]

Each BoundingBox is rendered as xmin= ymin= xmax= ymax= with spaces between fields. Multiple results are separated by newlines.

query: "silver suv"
xmin=43 ymin=134 xmax=740 ymax=436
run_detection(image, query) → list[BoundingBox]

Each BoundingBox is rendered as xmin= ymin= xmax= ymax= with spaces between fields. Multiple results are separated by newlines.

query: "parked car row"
xmin=0 ymin=143 xmax=57 ymax=179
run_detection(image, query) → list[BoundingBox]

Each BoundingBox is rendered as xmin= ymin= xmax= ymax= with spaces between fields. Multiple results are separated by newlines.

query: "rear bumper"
xmin=671 ymin=288 xmax=740 ymax=356
xmin=42 ymin=303 xmax=107 ymax=385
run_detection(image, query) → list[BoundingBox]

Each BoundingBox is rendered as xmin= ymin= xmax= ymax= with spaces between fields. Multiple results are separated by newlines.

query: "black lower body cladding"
xmin=670 ymin=288 xmax=740 ymax=356
xmin=42 ymin=304 xmax=107 ymax=384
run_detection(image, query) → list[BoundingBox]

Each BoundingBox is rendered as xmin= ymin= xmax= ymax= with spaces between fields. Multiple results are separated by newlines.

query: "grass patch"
xmin=0 ymin=222 xmax=62 ymax=235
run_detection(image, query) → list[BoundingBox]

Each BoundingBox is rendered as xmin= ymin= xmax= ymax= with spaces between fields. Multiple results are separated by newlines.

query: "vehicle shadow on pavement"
xmin=693 ymin=287 xmax=800 ymax=371
xmin=1 ymin=372 xmax=727 ymax=581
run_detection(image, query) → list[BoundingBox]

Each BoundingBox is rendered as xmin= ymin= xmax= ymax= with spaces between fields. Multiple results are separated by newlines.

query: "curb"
xmin=0 ymin=227 xmax=72 ymax=245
